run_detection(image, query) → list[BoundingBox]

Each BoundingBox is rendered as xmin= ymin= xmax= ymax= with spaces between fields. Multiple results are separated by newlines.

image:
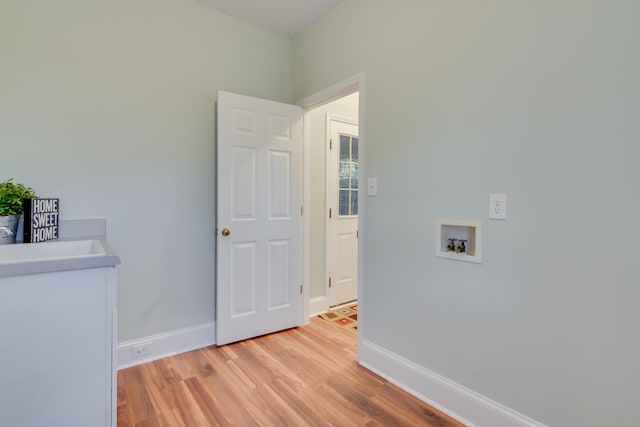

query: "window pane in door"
xmin=350 ymin=190 xmax=358 ymax=215
xmin=340 ymin=135 xmax=350 ymax=161
xmin=339 ymin=190 xmax=349 ymax=216
xmin=351 ymin=163 xmax=358 ymax=188
xmin=352 ymin=138 xmax=358 ymax=162
xmin=339 ymin=162 xmax=350 ymax=189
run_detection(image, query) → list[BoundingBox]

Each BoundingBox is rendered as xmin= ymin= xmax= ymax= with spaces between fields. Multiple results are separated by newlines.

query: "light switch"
xmin=367 ymin=178 xmax=378 ymax=196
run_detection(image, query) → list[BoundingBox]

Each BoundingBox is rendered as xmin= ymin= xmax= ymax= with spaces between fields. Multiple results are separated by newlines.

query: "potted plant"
xmin=0 ymin=178 xmax=37 ymax=244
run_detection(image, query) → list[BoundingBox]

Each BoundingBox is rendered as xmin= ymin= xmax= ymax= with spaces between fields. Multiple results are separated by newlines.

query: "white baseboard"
xmin=359 ymin=340 xmax=547 ymax=427
xmin=117 ymin=322 xmax=215 ymax=370
xmin=309 ymin=296 xmax=328 ymax=317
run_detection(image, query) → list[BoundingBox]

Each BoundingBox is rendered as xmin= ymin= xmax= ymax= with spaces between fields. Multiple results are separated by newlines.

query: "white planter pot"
xmin=0 ymin=215 xmax=20 ymax=244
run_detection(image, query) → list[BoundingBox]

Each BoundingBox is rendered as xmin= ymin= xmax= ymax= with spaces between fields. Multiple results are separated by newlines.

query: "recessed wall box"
xmin=436 ymin=219 xmax=482 ymax=263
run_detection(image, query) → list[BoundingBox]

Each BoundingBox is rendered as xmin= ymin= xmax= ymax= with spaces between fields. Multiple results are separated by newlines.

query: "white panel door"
xmin=217 ymin=91 xmax=303 ymax=346
xmin=327 ymin=117 xmax=359 ymax=307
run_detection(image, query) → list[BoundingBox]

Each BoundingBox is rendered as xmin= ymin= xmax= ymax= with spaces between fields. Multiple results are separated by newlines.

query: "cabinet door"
xmin=0 ymin=267 xmax=115 ymax=427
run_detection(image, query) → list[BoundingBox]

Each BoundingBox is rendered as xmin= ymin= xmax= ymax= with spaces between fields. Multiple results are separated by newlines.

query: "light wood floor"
xmin=117 ymin=317 xmax=464 ymax=427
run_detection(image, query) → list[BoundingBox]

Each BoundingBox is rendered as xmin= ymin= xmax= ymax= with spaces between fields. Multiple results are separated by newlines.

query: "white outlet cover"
xmin=489 ymin=193 xmax=507 ymax=220
xmin=132 ymin=342 xmax=153 ymax=358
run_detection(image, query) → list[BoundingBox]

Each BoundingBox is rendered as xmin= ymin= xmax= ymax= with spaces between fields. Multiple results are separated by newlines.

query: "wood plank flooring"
xmin=117 ymin=317 xmax=464 ymax=427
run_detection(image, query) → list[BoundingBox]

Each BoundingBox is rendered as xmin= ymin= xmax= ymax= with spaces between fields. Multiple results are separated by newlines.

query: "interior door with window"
xmin=216 ymin=91 xmax=303 ymax=346
xmin=327 ymin=117 xmax=359 ymax=307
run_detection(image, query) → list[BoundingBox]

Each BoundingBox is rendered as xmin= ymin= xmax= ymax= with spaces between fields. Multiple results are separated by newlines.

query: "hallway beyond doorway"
xmin=319 ymin=303 xmax=358 ymax=334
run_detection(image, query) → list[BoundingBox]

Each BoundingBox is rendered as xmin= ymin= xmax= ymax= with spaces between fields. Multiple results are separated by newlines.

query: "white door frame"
xmin=298 ymin=73 xmax=366 ymax=343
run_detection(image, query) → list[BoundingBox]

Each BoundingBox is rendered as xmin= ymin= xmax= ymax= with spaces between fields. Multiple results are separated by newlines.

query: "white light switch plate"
xmin=367 ymin=178 xmax=378 ymax=196
xmin=489 ymin=193 xmax=507 ymax=220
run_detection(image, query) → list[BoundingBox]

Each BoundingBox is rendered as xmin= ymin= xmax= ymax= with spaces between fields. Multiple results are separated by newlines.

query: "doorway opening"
xmin=325 ymin=112 xmax=359 ymax=309
xmin=299 ymin=74 xmax=364 ymax=331
xmin=308 ymin=93 xmax=359 ymax=314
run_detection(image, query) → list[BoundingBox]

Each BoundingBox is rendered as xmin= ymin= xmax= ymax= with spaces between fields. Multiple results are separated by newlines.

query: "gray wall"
xmin=0 ymin=0 xmax=293 ymax=342
xmin=308 ymin=93 xmax=359 ymax=299
xmin=294 ymin=1 xmax=640 ymax=426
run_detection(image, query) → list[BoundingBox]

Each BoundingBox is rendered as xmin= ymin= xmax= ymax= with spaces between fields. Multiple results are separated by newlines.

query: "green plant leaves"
xmin=0 ymin=178 xmax=37 ymax=216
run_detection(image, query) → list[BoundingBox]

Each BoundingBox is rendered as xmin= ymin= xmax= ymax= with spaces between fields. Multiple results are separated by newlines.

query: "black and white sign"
xmin=23 ymin=198 xmax=59 ymax=243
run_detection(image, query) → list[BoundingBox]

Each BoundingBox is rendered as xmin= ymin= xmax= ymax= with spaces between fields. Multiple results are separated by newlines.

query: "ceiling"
xmin=195 ymin=0 xmax=344 ymax=38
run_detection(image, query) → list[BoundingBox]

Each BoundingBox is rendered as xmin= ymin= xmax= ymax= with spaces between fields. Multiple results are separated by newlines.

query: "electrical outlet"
xmin=132 ymin=342 xmax=153 ymax=359
xmin=489 ymin=193 xmax=507 ymax=220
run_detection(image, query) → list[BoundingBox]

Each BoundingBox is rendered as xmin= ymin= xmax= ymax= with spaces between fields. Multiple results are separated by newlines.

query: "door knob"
xmin=221 ymin=228 xmax=231 ymax=237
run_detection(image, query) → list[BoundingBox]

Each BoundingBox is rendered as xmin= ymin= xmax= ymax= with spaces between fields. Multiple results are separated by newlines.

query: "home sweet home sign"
xmin=23 ymin=198 xmax=59 ymax=243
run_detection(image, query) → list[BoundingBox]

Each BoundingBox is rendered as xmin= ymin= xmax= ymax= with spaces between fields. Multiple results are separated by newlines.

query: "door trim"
xmin=298 ymin=72 xmax=366 ymax=347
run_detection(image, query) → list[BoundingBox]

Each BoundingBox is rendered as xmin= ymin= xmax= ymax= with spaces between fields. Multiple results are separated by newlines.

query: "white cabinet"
xmin=0 ymin=266 xmax=117 ymax=427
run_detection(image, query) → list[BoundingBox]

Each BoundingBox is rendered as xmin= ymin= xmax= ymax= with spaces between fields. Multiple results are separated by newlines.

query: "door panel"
xmin=231 ymin=242 xmax=256 ymax=317
xmin=232 ymin=148 xmax=256 ymax=219
xmin=269 ymin=151 xmax=291 ymax=218
xmin=268 ymin=240 xmax=290 ymax=308
xmin=217 ymin=91 xmax=303 ymax=345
